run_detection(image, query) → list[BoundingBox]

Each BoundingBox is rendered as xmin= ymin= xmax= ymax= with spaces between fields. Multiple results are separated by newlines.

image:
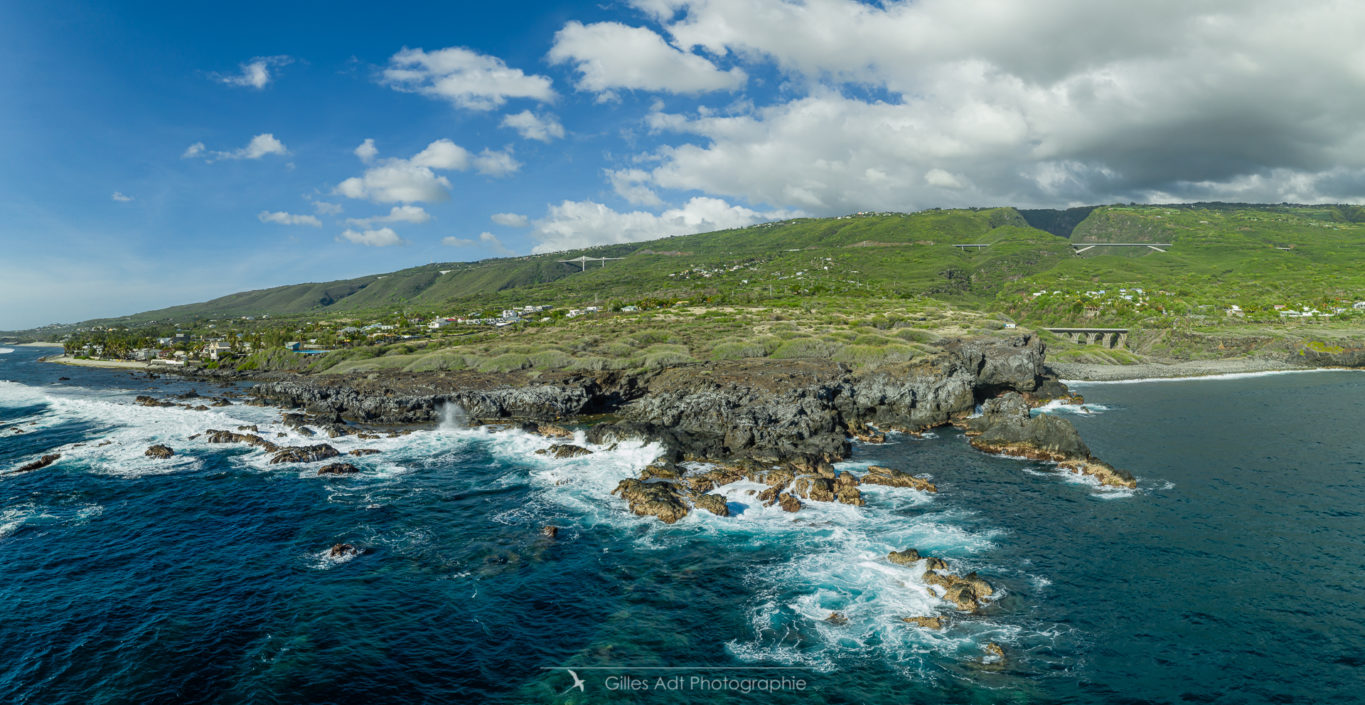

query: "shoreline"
xmin=1048 ymin=358 xmax=1318 ymax=382
xmin=16 ymin=341 xmax=64 ymax=348
xmin=42 ymin=354 xmax=155 ymax=370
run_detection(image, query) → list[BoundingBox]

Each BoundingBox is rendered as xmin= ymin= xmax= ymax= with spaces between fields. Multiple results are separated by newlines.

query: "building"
xmin=284 ymin=341 xmax=302 ymax=352
xmin=205 ymin=340 xmax=232 ymax=360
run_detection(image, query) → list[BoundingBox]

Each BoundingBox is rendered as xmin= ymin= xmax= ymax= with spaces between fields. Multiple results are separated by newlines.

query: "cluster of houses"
xmin=428 ymin=305 xmax=555 ymax=329
xmin=1271 ymin=302 xmax=1365 ymax=319
xmin=1030 ymin=287 xmax=1365 ymax=321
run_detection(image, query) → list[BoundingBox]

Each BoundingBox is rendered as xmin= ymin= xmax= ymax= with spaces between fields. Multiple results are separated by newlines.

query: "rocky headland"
xmin=234 ymin=331 xmax=1136 ymax=514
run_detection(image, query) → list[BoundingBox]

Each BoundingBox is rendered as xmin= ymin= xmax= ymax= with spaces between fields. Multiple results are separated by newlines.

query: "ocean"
xmin=2 ymin=344 xmax=1362 ymax=704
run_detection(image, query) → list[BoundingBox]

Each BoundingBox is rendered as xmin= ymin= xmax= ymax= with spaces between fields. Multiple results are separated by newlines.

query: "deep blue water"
xmin=2 ymin=344 xmax=1363 ymax=704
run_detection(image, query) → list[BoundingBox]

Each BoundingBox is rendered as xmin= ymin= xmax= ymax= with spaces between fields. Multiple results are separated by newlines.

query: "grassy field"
xmin=23 ymin=203 xmax=1365 ymax=372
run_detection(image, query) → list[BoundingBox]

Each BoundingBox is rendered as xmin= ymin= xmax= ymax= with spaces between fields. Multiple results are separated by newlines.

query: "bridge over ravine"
xmin=1070 ymin=243 xmax=1171 ymax=253
xmin=1043 ymin=327 xmax=1130 ymax=348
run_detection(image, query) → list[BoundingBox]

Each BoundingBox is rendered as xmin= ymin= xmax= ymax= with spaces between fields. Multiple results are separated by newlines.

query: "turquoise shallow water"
xmin=2 ymin=345 xmax=1363 ymax=703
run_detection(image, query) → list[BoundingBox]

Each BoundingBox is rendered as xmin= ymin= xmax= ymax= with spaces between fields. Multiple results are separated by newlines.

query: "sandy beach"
xmin=42 ymin=354 xmax=154 ymax=370
xmin=16 ymin=342 xmax=64 ymax=347
xmin=1049 ymin=358 xmax=1308 ymax=382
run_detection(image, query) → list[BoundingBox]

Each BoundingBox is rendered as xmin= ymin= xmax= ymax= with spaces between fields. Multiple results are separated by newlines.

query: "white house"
xmin=205 ymin=340 xmax=232 ymax=360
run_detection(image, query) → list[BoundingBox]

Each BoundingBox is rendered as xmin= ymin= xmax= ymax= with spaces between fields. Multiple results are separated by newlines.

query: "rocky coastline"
xmin=216 ymin=332 xmax=1133 ymax=494
xmin=239 ymin=334 xmax=1081 ymax=461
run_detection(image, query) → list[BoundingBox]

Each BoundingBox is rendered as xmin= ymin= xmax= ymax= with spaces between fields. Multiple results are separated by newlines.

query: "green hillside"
xmin=22 ymin=203 xmax=1365 ymax=336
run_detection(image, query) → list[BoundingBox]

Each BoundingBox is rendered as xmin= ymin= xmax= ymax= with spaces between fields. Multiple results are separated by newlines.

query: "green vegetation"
xmin=22 ymin=203 xmax=1365 ymax=372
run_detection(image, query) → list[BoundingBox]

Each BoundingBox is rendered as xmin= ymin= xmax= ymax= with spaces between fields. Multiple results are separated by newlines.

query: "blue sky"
xmin=3 ymin=0 xmax=1365 ymax=329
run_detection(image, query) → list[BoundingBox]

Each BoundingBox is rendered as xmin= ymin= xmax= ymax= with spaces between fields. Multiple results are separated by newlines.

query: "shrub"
xmin=569 ymin=356 xmax=634 ymax=372
xmin=404 ymin=351 xmax=470 ymax=372
xmin=832 ymin=344 xmax=919 ymax=368
xmin=893 ymin=328 xmax=939 ymax=344
xmin=711 ymin=340 xmax=769 ymax=360
xmin=529 ymin=349 xmax=575 ymax=369
xmin=478 ymin=353 xmax=532 ymax=373
xmin=597 ymin=342 xmax=636 ymax=357
xmin=630 ymin=329 xmax=674 ymax=345
xmin=770 ymin=338 xmax=842 ymax=359
xmin=643 ymin=350 xmax=695 ymax=370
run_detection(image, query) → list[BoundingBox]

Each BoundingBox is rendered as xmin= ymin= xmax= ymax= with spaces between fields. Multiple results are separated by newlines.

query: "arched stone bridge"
xmin=1043 ymin=327 xmax=1129 ymax=348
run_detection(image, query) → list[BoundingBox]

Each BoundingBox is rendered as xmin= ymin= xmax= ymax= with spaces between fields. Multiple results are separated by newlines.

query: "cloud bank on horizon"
xmin=3 ymin=0 xmax=1365 ymax=328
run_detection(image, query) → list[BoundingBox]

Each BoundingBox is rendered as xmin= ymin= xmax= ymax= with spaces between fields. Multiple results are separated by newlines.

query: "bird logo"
xmin=562 ymin=669 xmax=586 ymax=693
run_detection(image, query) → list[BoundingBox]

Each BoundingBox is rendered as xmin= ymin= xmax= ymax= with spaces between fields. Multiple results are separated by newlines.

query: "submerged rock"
xmin=540 ymin=525 xmax=559 ymax=539
xmin=862 ymin=465 xmax=937 ymax=492
xmin=144 ymin=444 xmax=174 ymax=459
xmin=983 ymin=642 xmax=1006 ymax=663
xmin=328 ymin=543 xmax=361 ymax=559
xmin=692 ymin=492 xmax=730 ymax=517
xmin=205 ymin=429 xmax=280 ymax=454
xmin=888 ymin=548 xmax=921 ymax=565
xmin=135 ymin=395 xmax=172 ymax=407
xmin=269 ymin=444 xmax=341 ymax=465
xmin=349 ymin=448 xmax=381 ymax=457
xmin=835 ymin=485 xmax=865 ymax=506
xmin=902 ymin=615 xmax=945 ymax=629
xmin=531 ymin=422 xmax=574 ymax=439
xmin=1058 ymin=458 xmax=1138 ymax=489
xmin=317 ymin=462 xmax=359 ymax=476
xmin=612 ymin=479 xmax=690 ymax=524
xmin=791 ymin=476 xmax=836 ymax=502
xmin=924 ymin=563 xmax=995 ymax=612
xmin=777 ymin=492 xmax=802 ymax=513
xmin=15 ymin=453 xmax=60 ymax=473
xmin=318 ymin=423 xmax=350 ymax=439
xmin=536 ymin=443 xmax=593 ymax=459
xmin=824 ymin=612 xmax=849 ymax=626
xmin=639 ymin=460 xmax=681 ymax=481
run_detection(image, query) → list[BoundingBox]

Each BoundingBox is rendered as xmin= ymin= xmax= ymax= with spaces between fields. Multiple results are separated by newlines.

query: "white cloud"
xmin=500 ymin=110 xmax=566 ymax=142
xmin=336 ymin=138 xmax=516 ymax=203
xmin=336 ymin=162 xmax=452 ymax=203
xmin=236 ymin=134 xmax=289 ymax=159
xmin=410 ymin=139 xmax=471 ymax=170
xmin=258 ymin=210 xmax=322 ymax=227
xmin=548 ymin=21 xmax=745 ymax=94
xmin=311 ymin=200 xmax=343 ymax=215
xmin=354 ymin=138 xmax=378 ymax=163
xmin=473 ymin=148 xmax=521 ymax=177
xmin=382 ymin=46 xmax=555 ymax=111
xmin=214 ymin=55 xmax=292 ymax=90
xmin=338 ymin=227 xmax=405 ymax=247
xmin=479 ymin=231 xmax=514 ymax=255
xmin=345 ymin=205 xmax=432 ymax=227
xmin=111 ymin=191 xmax=133 ymax=203
xmin=608 ymin=168 xmax=662 ymax=206
xmin=531 ymin=196 xmax=795 ymax=253
xmin=924 ymin=168 xmax=965 ymax=190
xmin=582 ymin=0 xmax=1365 ymax=209
xmin=185 ymin=133 xmax=289 ymax=163
xmin=442 ymin=236 xmax=475 ymax=246
xmin=490 ymin=212 xmax=530 ymax=227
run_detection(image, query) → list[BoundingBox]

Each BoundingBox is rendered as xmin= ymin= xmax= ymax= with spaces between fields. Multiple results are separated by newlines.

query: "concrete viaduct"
xmin=1043 ymin=328 xmax=1129 ymax=348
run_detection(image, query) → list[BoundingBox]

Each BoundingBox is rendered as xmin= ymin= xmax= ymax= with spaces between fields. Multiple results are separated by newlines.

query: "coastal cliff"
xmin=247 ymin=333 xmax=1097 ymax=467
